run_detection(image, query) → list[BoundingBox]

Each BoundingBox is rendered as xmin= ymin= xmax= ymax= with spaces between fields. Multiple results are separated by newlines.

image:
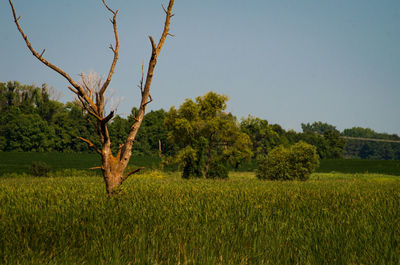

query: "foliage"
xmin=164 ymin=92 xmax=252 ymax=178
xmin=3 ymin=113 xmax=54 ymax=152
xmin=301 ymin=121 xmax=338 ymax=135
xmin=240 ymin=119 xmax=347 ymax=160
xmin=29 ymin=161 xmax=51 ymax=177
xmin=257 ymin=141 xmax=319 ymax=181
xmin=206 ymin=159 xmax=229 ymax=179
xmin=0 ymin=81 xmax=171 ymax=156
xmin=240 ymin=115 xmax=285 ymax=158
xmin=300 ymin=122 xmax=346 ymax=159
xmin=0 ymin=82 xmax=98 ymax=152
xmin=0 ymin=173 xmax=399 ymax=264
xmin=2 ymin=81 xmax=400 ymax=161
xmin=178 ymin=146 xmax=203 ymax=179
xmin=343 ymin=127 xmax=400 ymax=160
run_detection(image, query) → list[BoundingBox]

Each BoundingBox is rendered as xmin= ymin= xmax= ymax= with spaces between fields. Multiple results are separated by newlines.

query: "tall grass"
xmin=0 ymin=172 xmax=399 ymax=264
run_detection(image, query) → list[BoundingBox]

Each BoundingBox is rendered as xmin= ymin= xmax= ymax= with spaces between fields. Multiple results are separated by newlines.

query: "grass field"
xmin=317 ymin=159 xmax=400 ymax=175
xmin=1 ymin=152 xmax=400 ymax=176
xmin=0 ymin=152 xmax=161 ymax=175
xmin=0 ymin=172 xmax=399 ymax=264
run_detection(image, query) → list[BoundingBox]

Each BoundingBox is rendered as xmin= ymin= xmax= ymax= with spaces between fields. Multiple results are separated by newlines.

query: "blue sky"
xmin=1 ymin=0 xmax=399 ymax=134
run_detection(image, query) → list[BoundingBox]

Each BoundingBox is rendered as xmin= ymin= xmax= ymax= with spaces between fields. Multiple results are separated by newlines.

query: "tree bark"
xmin=159 ymin=139 xmax=162 ymax=158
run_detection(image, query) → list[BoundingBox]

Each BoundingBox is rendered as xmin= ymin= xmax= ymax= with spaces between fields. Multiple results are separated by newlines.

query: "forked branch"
xmin=156 ymin=0 xmax=175 ymax=52
xmin=8 ymin=0 xmax=121 ymax=122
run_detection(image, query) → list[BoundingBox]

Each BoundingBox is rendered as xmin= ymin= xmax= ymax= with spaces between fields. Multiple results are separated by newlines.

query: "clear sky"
xmin=1 ymin=0 xmax=399 ymax=135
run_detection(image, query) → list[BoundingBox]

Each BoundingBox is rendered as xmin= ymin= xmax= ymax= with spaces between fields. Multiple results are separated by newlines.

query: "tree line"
xmin=1 ymin=81 xmax=400 ymax=161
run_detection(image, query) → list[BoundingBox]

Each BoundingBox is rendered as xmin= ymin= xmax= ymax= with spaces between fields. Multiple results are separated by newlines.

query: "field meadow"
xmin=0 ymin=170 xmax=399 ymax=264
xmin=1 ymin=151 xmax=400 ymax=176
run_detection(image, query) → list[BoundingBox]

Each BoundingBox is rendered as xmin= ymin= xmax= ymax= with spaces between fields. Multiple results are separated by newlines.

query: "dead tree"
xmin=9 ymin=0 xmax=175 ymax=195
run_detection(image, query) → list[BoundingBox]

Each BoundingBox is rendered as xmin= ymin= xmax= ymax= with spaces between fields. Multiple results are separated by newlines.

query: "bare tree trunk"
xmin=158 ymin=139 xmax=162 ymax=158
xmin=9 ymin=0 xmax=175 ymax=195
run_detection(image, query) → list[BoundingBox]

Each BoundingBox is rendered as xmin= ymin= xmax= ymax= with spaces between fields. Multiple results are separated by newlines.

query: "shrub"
xmin=29 ymin=161 xmax=51 ymax=177
xmin=179 ymin=147 xmax=203 ymax=179
xmin=206 ymin=160 xmax=228 ymax=179
xmin=257 ymin=141 xmax=319 ymax=181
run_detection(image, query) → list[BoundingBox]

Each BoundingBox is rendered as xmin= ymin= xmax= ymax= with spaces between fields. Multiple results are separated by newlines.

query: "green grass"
xmin=233 ymin=158 xmax=400 ymax=176
xmin=0 ymin=172 xmax=399 ymax=264
xmin=1 ymin=152 xmax=400 ymax=176
xmin=318 ymin=159 xmax=400 ymax=176
xmin=238 ymin=158 xmax=400 ymax=176
xmin=0 ymin=152 xmax=161 ymax=175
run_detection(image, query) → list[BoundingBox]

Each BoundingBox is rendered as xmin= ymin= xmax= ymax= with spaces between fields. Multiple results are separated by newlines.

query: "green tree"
xmin=108 ymin=108 xmax=171 ymax=156
xmin=342 ymin=127 xmax=400 ymax=160
xmin=51 ymin=101 xmax=98 ymax=152
xmin=240 ymin=116 xmax=283 ymax=158
xmin=165 ymin=92 xmax=252 ymax=178
xmin=4 ymin=113 xmax=54 ymax=152
xmin=301 ymin=121 xmax=338 ymax=135
xmin=300 ymin=121 xmax=345 ymax=159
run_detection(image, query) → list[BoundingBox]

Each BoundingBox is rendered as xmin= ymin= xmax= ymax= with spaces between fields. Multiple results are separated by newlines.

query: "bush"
xmin=257 ymin=141 xmax=319 ymax=181
xmin=29 ymin=161 xmax=51 ymax=177
xmin=206 ymin=160 xmax=228 ymax=179
xmin=180 ymin=147 xmax=203 ymax=179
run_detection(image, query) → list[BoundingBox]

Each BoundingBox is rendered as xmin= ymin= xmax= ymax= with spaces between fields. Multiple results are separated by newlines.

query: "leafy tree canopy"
xmin=240 ymin=115 xmax=285 ymax=158
xmin=164 ymin=91 xmax=252 ymax=178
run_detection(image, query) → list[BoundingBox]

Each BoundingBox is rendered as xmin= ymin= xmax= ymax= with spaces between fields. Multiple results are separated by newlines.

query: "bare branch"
xmin=9 ymin=0 xmax=176 ymax=195
xmin=116 ymin=143 xmax=124 ymax=159
xmin=138 ymin=59 xmax=144 ymax=93
xmin=8 ymin=0 xmax=99 ymax=116
xmin=120 ymin=0 xmax=175 ymax=163
xmin=68 ymin=86 xmax=79 ymax=95
xmin=162 ymin=4 xmax=168 ymax=14
xmin=109 ymin=44 xmax=115 ymax=53
xmin=89 ymin=166 xmax=102 ymax=170
xmin=9 ymin=1 xmax=80 ymax=92
xmin=79 ymin=73 xmax=91 ymax=93
xmin=99 ymin=0 xmax=120 ymax=97
xmin=122 ymin=167 xmax=144 ymax=183
xmin=78 ymin=137 xmax=101 ymax=155
xmin=102 ymin=110 xmax=114 ymax=125
xmin=87 ymin=109 xmax=102 ymax=121
xmin=156 ymin=0 xmax=175 ymax=52
xmin=39 ymin=49 xmax=46 ymax=58
xmin=101 ymin=0 xmax=117 ymax=15
xmin=149 ymin=36 xmax=156 ymax=52
xmin=76 ymin=94 xmax=102 ymax=121
xmin=144 ymin=94 xmax=153 ymax=107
